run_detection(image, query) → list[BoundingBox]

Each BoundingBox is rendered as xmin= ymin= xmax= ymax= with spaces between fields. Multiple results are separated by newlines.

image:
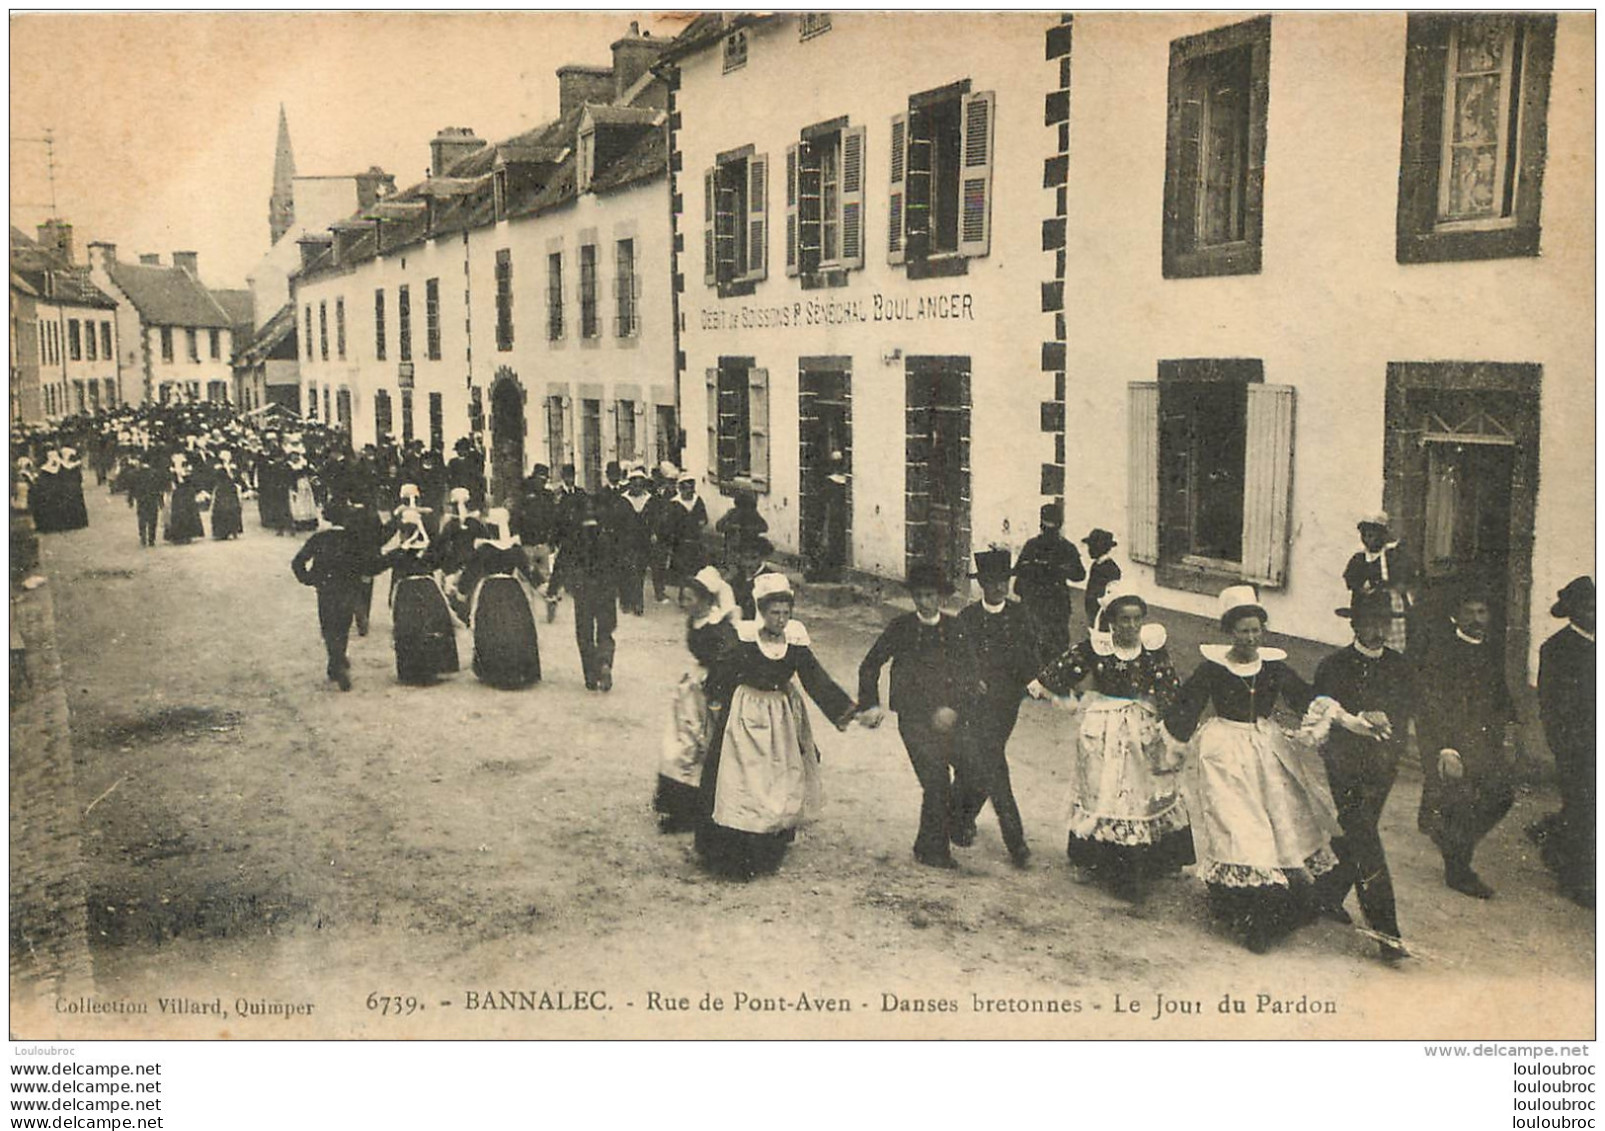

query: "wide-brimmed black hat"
xmin=969 ymin=548 xmax=1012 ymax=582
xmin=1335 ymin=591 xmax=1402 ymax=621
xmin=905 ymin=562 xmax=954 ymax=596
xmin=1552 ymin=576 xmax=1595 ymax=619
xmin=1082 ymin=528 xmax=1117 ymax=557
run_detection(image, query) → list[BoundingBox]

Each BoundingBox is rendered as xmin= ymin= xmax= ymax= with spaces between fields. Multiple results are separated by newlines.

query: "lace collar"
xmin=1199 ymin=644 xmax=1286 ymax=675
xmin=1089 ymin=623 xmax=1167 ymax=658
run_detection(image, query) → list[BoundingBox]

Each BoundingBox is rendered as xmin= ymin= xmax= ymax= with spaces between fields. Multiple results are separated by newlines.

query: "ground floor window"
xmin=401 ymin=390 xmax=415 ymax=445
xmin=374 ymin=389 xmax=393 ymax=442
xmin=429 ymin=392 xmax=444 ymax=452
xmin=706 ymin=360 xmax=769 ymax=491
xmin=615 ymin=399 xmax=638 ymax=464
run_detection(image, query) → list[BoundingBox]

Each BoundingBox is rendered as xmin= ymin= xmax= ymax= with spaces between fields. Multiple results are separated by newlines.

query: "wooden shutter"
xmin=748 ymin=367 xmax=770 ymax=493
xmin=841 ymin=125 xmax=866 ymax=270
xmin=888 ymin=113 xmax=908 ymax=265
xmin=1241 ymin=383 xmax=1295 ymax=587
xmin=785 ymin=144 xmax=800 ymax=277
xmin=703 ymin=169 xmax=717 ymax=286
xmin=705 ymin=368 xmax=720 ymax=486
xmin=958 ymin=90 xmax=996 ymax=258
xmin=1127 ymin=382 xmax=1160 ymax=565
xmin=746 ymin=154 xmax=768 ymax=281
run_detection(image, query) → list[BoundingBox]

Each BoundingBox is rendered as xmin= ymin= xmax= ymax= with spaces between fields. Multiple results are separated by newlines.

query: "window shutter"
xmin=1241 ymin=383 xmax=1296 ymax=587
xmin=888 ymin=113 xmax=908 ymax=265
xmin=705 ymin=368 xmax=721 ymax=486
xmin=747 ymin=154 xmax=769 ymax=281
xmin=1127 ymin=382 xmax=1160 ymax=565
xmin=958 ymin=90 xmax=996 ymax=258
xmin=841 ymin=125 xmax=866 ymax=270
xmin=748 ymin=367 xmax=770 ymax=493
xmin=785 ymin=144 xmax=800 ymax=277
xmin=703 ymin=169 xmax=717 ymax=286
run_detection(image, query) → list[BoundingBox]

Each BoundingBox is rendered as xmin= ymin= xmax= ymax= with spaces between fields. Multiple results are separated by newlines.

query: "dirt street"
xmin=10 ymin=487 xmax=1594 ymax=1039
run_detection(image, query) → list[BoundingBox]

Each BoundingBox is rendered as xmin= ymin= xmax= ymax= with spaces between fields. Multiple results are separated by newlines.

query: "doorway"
xmin=489 ymin=369 xmax=526 ymax=507
xmin=905 ymin=356 xmax=971 ymax=591
xmin=799 ymin=359 xmax=852 ymax=581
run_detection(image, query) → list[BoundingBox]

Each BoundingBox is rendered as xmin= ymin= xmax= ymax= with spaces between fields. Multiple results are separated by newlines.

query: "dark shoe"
xmin=1008 ymin=847 xmax=1032 ymax=871
xmin=598 ymin=665 xmax=612 ymax=693
xmin=914 ymin=850 xmax=959 ymax=870
xmin=1446 ymin=870 xmax=1495 ymax=899
xmin=949 ymin=821 xmax=977 ymax=848
xmin=334 ymin=669 xmax=352 ymax=692
xmin=1317 ymin=904 xmax=1353 ymax=926
xmin=1377 ymin=936 xmax=1413 ymax=963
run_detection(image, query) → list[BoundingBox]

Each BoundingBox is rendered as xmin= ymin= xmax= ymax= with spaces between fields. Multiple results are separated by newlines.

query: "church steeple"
xmin=269 ymin=103 xmax=296 ymax=246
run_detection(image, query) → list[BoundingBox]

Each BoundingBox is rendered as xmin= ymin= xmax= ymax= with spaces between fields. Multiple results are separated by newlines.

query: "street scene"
xmin=8 ymin=11 xmax=1595 ymax=1044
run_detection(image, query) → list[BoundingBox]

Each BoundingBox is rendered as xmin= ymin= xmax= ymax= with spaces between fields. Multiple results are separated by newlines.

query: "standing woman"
xmin=459 ymin=507 xmax=542 ymax=690
xmin=1164 ymin=585 xmax=1341 ymax=952
xmin=383 ymin=508 xmax=460 ymax=685
xmin=165 ymin=452 xmax=205 ymax=544
xmin=1027 ymin=582 xmax=1191 ymax=899
xmin=655 ymin=565 xmax=740 ymax=833
xmin=209 ymin=448 xmax=245 ymax=540
xmin=56 ymin=446 xmax=89 ymax=531
xmin=696 ymin=574 xmax=856 ymax=879
xmin=284 ymin=448 xmax=320 ymax=533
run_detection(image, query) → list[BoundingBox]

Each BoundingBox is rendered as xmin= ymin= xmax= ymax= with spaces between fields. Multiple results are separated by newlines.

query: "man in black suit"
xmin=1013 ymin=503 xmax=1085 ymax=664
xmin=1536 ymin=576 xmax=1596 ymax=908
xmin=290 ymin=506 xmax=380 ymax=691
xmin=857 ymin=563 xmax=981 ymax=869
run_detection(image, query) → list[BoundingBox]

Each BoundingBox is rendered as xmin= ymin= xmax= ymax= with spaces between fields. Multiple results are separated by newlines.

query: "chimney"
xmin=557 ymin=64 xmax=614 ymax=117
xmin=354 ymin=166 xmax=397 ymax=212
xmin=611 ymin=22 xmax=667 ymax=101
xmin=429 ymin=128 xmax=486 ymax=177
xmin=87 ymin=241 xmax=117 ymax=270
xmin=172 ymin=251 xmax=199 ymax=277
xmin=139 ymin=253 xmax=162 ymax=266
xmin=36 ymin=219 xmax=74 ymax=264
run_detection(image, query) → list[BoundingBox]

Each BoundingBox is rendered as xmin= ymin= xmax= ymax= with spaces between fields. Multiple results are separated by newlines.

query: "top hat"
xmin=969 ymin=548 xmax=1013 ymax=582
xmin=1552 ymin=576 xmax=1595 ymax=619
xmin=1218 ymin=583 xmax=1267 ymax=631
xmin=1082 ymin=528 xmax=1117 ymax=558
xmin=1335 ymin=590 xmax=1402 ymax=621
xmin=905 ymin=561 xmax=954 ymax=596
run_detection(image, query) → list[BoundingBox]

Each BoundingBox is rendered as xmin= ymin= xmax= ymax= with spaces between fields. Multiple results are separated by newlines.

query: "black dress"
xmin=210 ymin=466 xmax=245 ymax=539
xmin=462 ymin=543 xmax=541 ymax=689
xmin=387 ymin=549 xmax=461 ymax=685
xmin=654 ymin=613 xmax=739 ymax=832
xmin=166 ymin=475 xmax=205 ymax=544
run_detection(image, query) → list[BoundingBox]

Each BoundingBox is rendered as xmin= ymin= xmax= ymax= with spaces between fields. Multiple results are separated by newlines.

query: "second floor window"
xmin=889 ymin=84 xmax=995 ymax=275
xmin=374 ymin=289 xmax=387 ymax=361
xmin=425 ymin=278 xmax=442 ymax=360
xmin=209 ymin=328 xmax=221 ymax=361
xmin=335 ymin=299 xmax=345 ymax=360
xmin=161 ymin=326 xmax=174 ymax=363
xmin=495 ymin=249 xmax=514 ymax=351
xmin=68 ymin=320 xmax=82 ymax=361
xmin=546 ymin=252 xmax=564 ymax=341
xmin=186 ymin=327 xmax=200 ymax=363
xmin=100 ymin=322 xmax=112 ymax=359
xmin=788 ymin=122 xmax=866 ymax=277
xmin=704 ymin=152 xmax=768 ymax=292
xmin=319 ymin=302 xmax=329 ymax=360
xmin=579 ymin=245 xmax=599 ymax=339
xmin=614 ymin=239 xmax=639 ymax=337
xmin=398 ymin=284 xmax=412 ymax=362
xmin=304 ymin=306 xmax=313 ymax=360
xmin=85 ymin=320 xmax=96 ymax=361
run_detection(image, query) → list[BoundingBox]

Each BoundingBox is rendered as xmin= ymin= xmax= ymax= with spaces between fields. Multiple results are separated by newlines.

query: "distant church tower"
xmin=268 ymin=104 xmax=296 ymax=246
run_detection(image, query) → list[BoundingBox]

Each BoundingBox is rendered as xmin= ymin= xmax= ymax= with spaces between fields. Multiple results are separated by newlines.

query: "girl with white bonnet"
xmin=381 ymin=507 xmax=460 ymax=685
xmin=654 ymin=565 xmax=740 ymax=833
xmin=459 ymin=507 xmax=542 ymax=690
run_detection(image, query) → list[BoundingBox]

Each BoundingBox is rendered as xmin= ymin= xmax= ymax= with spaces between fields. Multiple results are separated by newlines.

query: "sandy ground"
xmin=9 ymin=486 xmax=1594 ymax=1039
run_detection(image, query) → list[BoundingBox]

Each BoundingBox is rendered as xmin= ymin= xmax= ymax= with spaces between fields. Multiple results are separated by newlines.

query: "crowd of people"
xmin=13 ymin=405 xmax=1594 ymax=966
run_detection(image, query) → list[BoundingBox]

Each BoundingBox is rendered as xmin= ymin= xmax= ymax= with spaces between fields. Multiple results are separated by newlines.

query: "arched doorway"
xmin=489 ymin=368 xmax=526 ymax=508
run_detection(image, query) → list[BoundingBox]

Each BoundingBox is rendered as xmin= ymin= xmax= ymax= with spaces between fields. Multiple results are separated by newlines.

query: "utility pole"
xmin=14 ymin=127 xmax=60 ymax=215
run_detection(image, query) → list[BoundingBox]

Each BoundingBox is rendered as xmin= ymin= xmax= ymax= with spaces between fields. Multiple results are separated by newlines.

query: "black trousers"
xmin=898 ymin=712 xmax=965 ymax=861
xmin=136 ymin=501 xmax=159 ymax=546
xmin=354 ymin=578 xmax=374 ymax=636
xmin=1317 ymin=743 xmax=1402 ymax=938
xmin=573 ymin=586 xmax=618 ymax=686
xmin=955 ymin=697 xmax=1028 ymax=857
xmin=1423 ymin=746 xmax=1515 ymax=876
xmin=650 ymin=544 xmax=671 ymax=601
xmin=1555 ymin=743 xmax=1596 ymax=896
xmin=316 ymin=586 xmax=361 ymax=679
xmin=617 ymin=560 xmax=646 ymax=615
xmin=1024 ymin=595 xmax=1071 ymax=664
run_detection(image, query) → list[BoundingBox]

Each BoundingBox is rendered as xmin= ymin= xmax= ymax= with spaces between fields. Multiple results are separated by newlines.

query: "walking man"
xmin=1013 ymin=503 xmax=1085 ymax=663
xmin=549 ymin=495 xmax=620 ymax=691
xmin=290 ymin=505 xmax=378 ymax=691
xmin=1536 ymin=576 xmax=1595 ymax=908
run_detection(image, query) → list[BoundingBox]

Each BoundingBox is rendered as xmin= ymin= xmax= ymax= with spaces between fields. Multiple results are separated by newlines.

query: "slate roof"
xmin=238 ymin=301 xmax=298 ymax=366
xmin=104 ymin=260 xmax=233 ymax=328
xmin=9 ymin=225 xmax=118 ymax=309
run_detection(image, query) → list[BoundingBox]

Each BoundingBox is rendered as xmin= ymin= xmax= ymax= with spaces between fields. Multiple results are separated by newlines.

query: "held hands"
xmin=1438 ymin=749 xmax=1465 ymax=781
xmin=856 ymin=705 xmax=885 ymax=730
xmin=1025 ymin=679 xmax=1050 ymax=701
xmin=1360 ymin=711 xmax=1393 ymax=741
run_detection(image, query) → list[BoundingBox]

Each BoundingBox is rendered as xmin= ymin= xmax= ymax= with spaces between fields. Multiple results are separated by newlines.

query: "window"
xmin=581 ymin=398 xmax=603 ymax=491
xmin=318 ymin=302 xmax=329 ymax=361
xmin=723 ymin=28 xmax=748 ymax=73
xmin=787 ymin=121 xmax=866 ymax=279
xmin=614 ymin=239 xmax=639 ymax=337
xmin=1161 ymin=16 xmax=1270 ymax=279
xmin=209 ymin=328 xmax=221 ymax=361
xmin=401 ymin=389 xmax=415 ymax=445
xmin=799 ymin=13 xmax=832 ymax=40
xmin=68 ymin=320 xmax=82 ymax=361
xmin=429 ymin=391 xmax=444 ymax=452
xmin=546 ymin=252 xmax=564 ymax=340
xmin=1127 ymin=359 xmax=1295 ymax=592
xmin=1397 ymin=13 xmax=1555 ymax=263
xmin=545 ymin=394 xmax=568 ymax=467
xmin=307 ymin=382 xmax=318 ymax=419
xmin=187 ymin=327 xmax=200 ymax=363
xmin=706 ymin=359 xmax=770 ymax=491
xmin=889 ymin=84 xmax=994 ymax=275
xmin=323 ymin=386 xmax=332 ymax=424
xmin=85 ymin=320 xmax=96 ymax=361
xmin=577 ymin=130 xmax=595 ymax=194
xmin=304 ymin=306 xmax=314 ymax=360
xmin=161 ymin=326 xmax=175 ymax=364
xmin=103 ymin=377 xmax=115 ymax=407
xmin=374 ymin=289 xmax=387 ymax=361
xmin=398 ymin=284 xmax=412 ymax=362
xmin=615 ymin=399 xmax=638 ymax=462
xmin=374 ymin=389 xmax=393 ymax=441
xmin=495 ymin=249 xmax=513 ymax=351
xmin=100 ymin=322 xmax=112 ymax=359
xmin=336 ymin=388 xmax=352 ymax=432
xmin=425 ymin=278 xmax=441 ymax=360
xmin=208 ymin=380 xmax=228 ymax=403
xmin=704 ymin=151 xmax=768 ymax=293
xmin=335 ymin=300 xmax=345 ymax=360
xmin=579 ymin=245 xmax=599 ymax=339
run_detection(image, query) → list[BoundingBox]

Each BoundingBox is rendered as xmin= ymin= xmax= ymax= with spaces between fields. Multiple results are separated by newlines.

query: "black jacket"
xmin=857 ymin=612 xmax=980 ymax=717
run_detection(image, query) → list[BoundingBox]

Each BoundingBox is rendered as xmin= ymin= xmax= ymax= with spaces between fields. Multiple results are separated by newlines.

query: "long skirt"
xmin=58 ymin=470 xmax=88 ymax=531
xmin=165 ymin=484 xmax=205 ymax=543
xmin=469 ymin=574 xmax=541 ymax=689
xmin=695 ymin=683 xmax=820 ymax=878
xmin=655 ymin=666 xmax=711 ymax=833
xmin=288 ymin=477 xmax=319 ymax=531
xmin=211 ymin=480 xmax=244 ymax=539
xmin=1188 ymin=718 xmax=1340 ymax=949
xmin=1065 ymin=694 xmax=1194 ymax=878
xmin=391 ymin=574 xmax=460 ymax=684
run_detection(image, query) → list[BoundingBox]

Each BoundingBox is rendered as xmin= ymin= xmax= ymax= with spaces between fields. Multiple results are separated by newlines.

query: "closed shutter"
xmin=1127 ymin=382 xmax=1160 ymax=565
xmin=748 ymin=367 xmax=770 ymax=493
xmin=1241 ymin=383 xmax=1296 ymax=587
xmin=785 ymin=144 xmax=800 ymax=277
xmin=746 ymin=154 xmax=768 ymax=281
xmin=841 ymin=125 xmax=866 ymax=270
xmin=705 ymin=368 xmax=721 ymax=486
xmin=958 ymin=90 xmax=996 ymax=258
xmin=703 ymin=169 xmax=717 ymax=286
xmin=634 ymin=400 xmax=648 ymax=468
xmin=888 ymin=113 xmax=907 ymax=265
